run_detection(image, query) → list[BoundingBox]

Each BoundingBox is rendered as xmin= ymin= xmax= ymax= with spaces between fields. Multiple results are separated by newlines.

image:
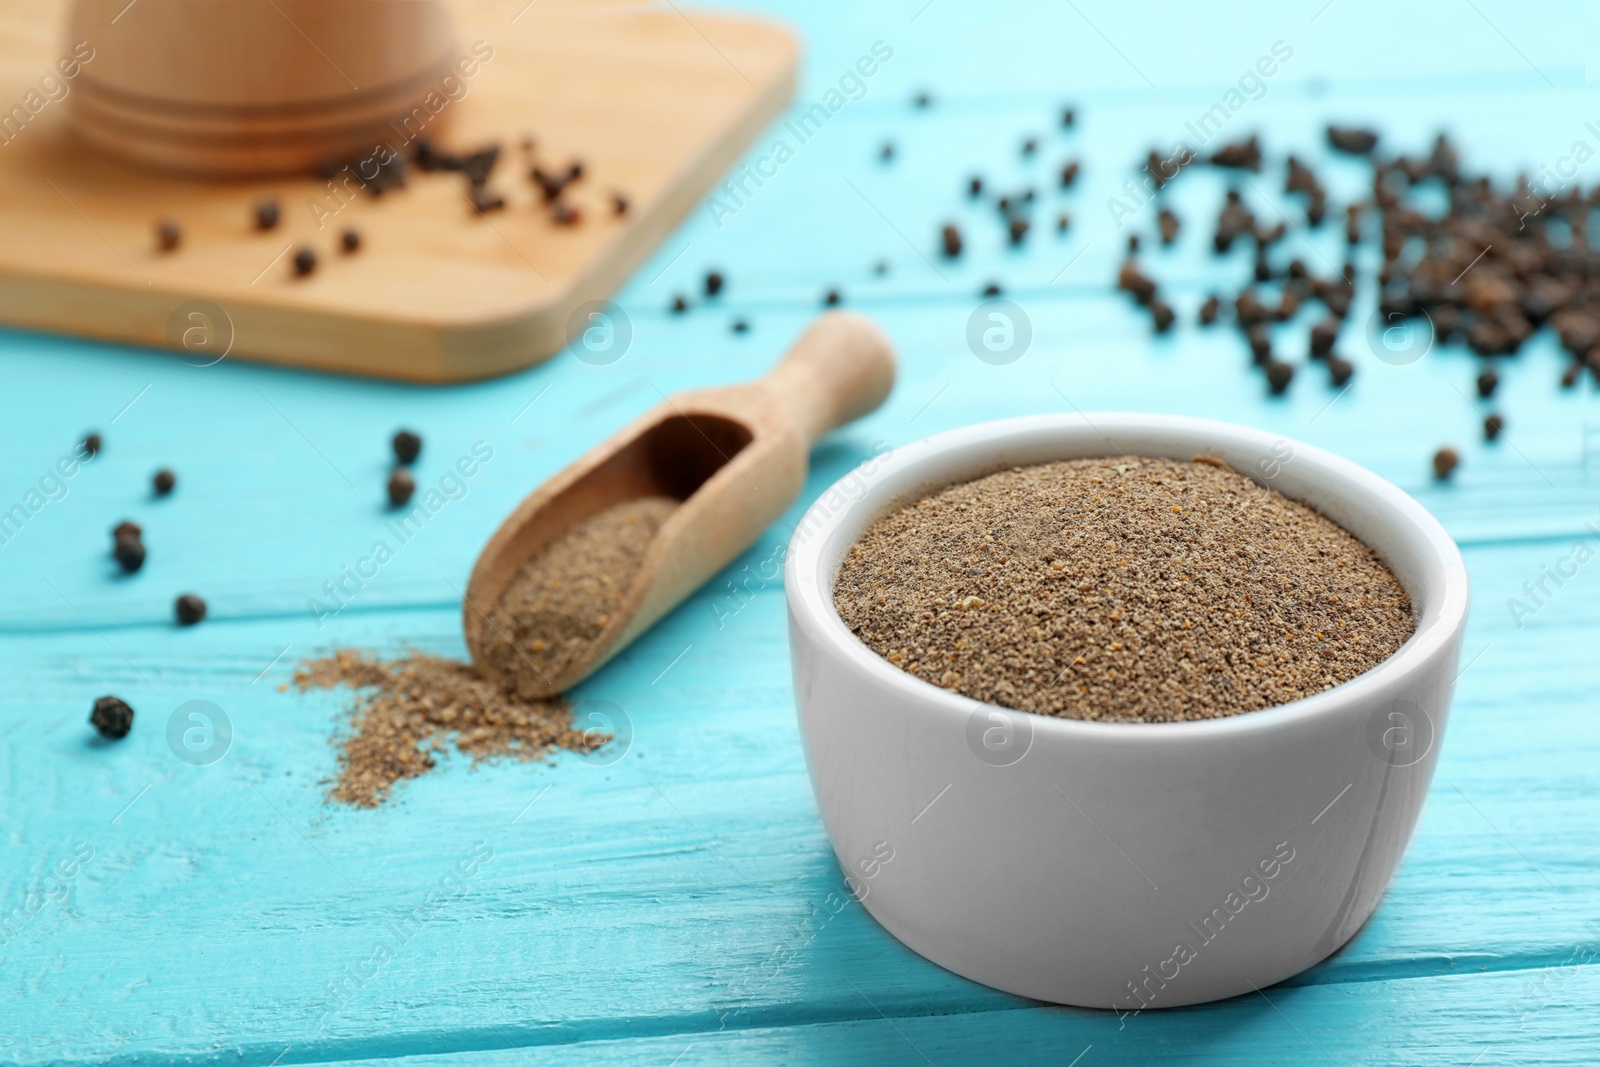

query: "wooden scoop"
xmin=464 ymin=310 xmax=896 ymax=697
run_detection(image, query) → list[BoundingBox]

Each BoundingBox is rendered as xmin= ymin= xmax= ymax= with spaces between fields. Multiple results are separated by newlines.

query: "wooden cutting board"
xmin=0 ymin=0 xmax=796 ymax=381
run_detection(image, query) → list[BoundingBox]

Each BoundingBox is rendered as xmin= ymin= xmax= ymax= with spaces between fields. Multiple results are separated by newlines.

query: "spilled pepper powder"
xmin=294 ymin=651 xmax=603 ymax=808
xmin=479 ymin=496 xmax=677 ymax=700
xmin=834 ymin=457 xmax=1415 ymax=723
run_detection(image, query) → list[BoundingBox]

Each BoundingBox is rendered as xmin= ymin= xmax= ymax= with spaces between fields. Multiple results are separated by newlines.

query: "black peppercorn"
xmin=982 ymin=282 xmax=1001 ymax=297
xmin=1158 ymin=209 xmax=1180 ymax=246
xmin=1060 ymin=161 xmax=1080 ymax=188
xmin=388 ymin=468 xmax=415 ymax=508
xmin=473 ymin=187 xmax=507 ymax=214
xmin=1057 ymin=213 xmax=1071 ymax=232
xmin=823 ymin=288 xmax=841 ymax=307
xmin=1247 ymin=323 xmax=1272 ymax=364
xmin=156 ymin=219 xmax=181 ymax=252
xmin=914 ymin=91 xmax=932 ymax=108
xmin=1310 ymin=318 xmax=1339 ymax=358
xmin=1264 ymin=359 xmax=1294 ymax=395
xmin=82 ymin=432 xmax=102 ymax=457
xmin=292 ymin=247 xmax=317 ymax=277
xmin=392 ymin=430 xmax=422 ymax=465
xmin=968 ymin=176 xmax=983 ymax=198
xmin=1327 ymin=356 xmax=1355 ymax=386
xmin=1021 ymin=138 xmax=1037 ymax=156
xmin=113 ymin=533 xmax=145 ymax=574
xmin=705 ymin=271 xmax=725 ymax=297
xmin=175 ymin=594 xmax=207 ymax=626
xmin=1484 ymin=413 xmax=1504 ymax=441
xmin=1008 ymin=217 xmax=1030 ymax=244
xmin=341 ymin=229 xmax=362 ymax=253
xmin=941 ymin=224 xmax=962 ymax=258
xmin=254 ymin=199 xmax=280 ymax=230
xmin=1150 ymin=300 xmax=1175 ymax=333
xmin=1061 ymin=107 xmax=1076 ymax=127
xmin=731 ymin=319 xmax=749 ymax=334
xmin=551 ymin=200 xmax=580 ymax=226
xmin=153 ymin=469 xmax=176 ymax=496
xmin=880 ymin=141 xmax=895 ymax=161
xmin=612 ymin=192 xmax=629 ymax=216
xmin=1561 ymin=363 xmax=1582 ymax=389
xmin=671 ymin=295 xmax=688 ymax=314
xmin=1432 ymin=447 xmax=1459 ymax=480
xmin=1198 ymin=295 xmax=1221 ymax=326
xmin=1476 ymin=367 xmax=1499 ymax=398
xmin=90 ymin=695 xmax=134 ymax=740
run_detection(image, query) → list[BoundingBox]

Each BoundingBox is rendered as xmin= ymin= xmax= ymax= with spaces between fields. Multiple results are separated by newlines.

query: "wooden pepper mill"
xmin=64 ymin=0 xmax=459 ymax=176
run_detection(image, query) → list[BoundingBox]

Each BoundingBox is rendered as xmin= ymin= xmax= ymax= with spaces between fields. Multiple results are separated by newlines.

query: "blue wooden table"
xmin=5 ymin=1 xmax=1598 ymax=1063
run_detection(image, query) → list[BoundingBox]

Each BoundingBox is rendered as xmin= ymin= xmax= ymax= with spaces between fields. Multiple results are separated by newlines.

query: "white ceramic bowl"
xmin=785 ymin=414 xmax=1468 ymax=1009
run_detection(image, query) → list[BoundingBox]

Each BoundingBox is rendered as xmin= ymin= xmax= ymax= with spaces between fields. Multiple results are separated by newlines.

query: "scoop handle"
xmin=762 ymin=311 xmax=897 ymax=444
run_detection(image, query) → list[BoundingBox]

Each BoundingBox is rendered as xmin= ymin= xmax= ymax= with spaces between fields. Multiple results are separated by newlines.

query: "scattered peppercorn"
xmin=1150 ymin=300 xmax=1176 ymax=333
xmin=1264 ymin=359 xmax=1294 ymax=395
xmin=531 ymin=166 xmax=569 ymax=201
xmin=1021 ymin=138 xmax=1037 ymax=156
xmin=873 ymin=259 xmax=890 ymax=275
xmin=1247 ymin=323 xmax=1272 ymax=364
xmin=1008 ymin=217 xmax=1030 ymax=244
xmin=82 ymin=432 xmax=102 ymax=457
xmin=968 ymin=176 xmax=983 ymax=198
xmin=1327 ymin=356 xmax=1355 ymax=386
xmin=1561 ymin=363 xmax=1582 ymax=389
xmin=392 ymin=430 xmax=422 ymax=465
xmin=1061 ymin=107 xmax=1076 ymax=127
xmin=341 ymin=229 xmax=362 ymax=253
xmin=1484 ymin=413 xmax=1504 ymax=441
xmin=1310 ymin=318 xmax=1339 ymax=358
xmin=731 ymin=319 xmax=749 ymax=334
xmin=472 ymin=187 xmax=506 ymax=214
xmin=152 ymin=469 xmax=176 ymax=496
xmin=671 ymin=295 xmax=688 ymax=314
xmin=114 ymin=520 xmax=141 ymax=541
xmin=551 ymin=200 xmax=580 ymax=226
xmin=983 ymin=282 xmax=1002 ymax=297
xmin=254 ymin=199 xmax=280 ymax=230
xmin=1060 ymin=161 xmax=1080 ymax=188
xmin=388 ymin=468 xmax=416 ymax=507
xmin=1476 ymin=367 xmax=1499 ymax=398
xmin=824 ymin=288 xmax=842 ymax=307
xmin=175 ymin=594 xmax=207 ymax=626
xmin=461 ymin=145 xmax=501 ymax=186
xmin=1158 ymin=209 xmax=1180 ymax=245
xmin=1198 ymin=295 xmax=1221 ymax=326
xmin=112 ymin=526 xmax=145 ymax=573
xmin=941 ymin=224 xmax=963 ymax=258
xmin=90 ymin=695 xmax=134 ymax=740
xmin=1057 ymin=213 xmax=1071 ymax=232
xmin=612 ymin=192 xmax=629 ymax=216
xmin=292 ymin=247 xmax=317 ymax=277
xmin=880 ymin=141 xmax=895 ymax=161
xmin=156 ymin=219 xmax=181 ymax=252
xmin=1432 ymin=447 xmax=1460 ymax=481
xmin=705 ymin=271 xmax=725 ymax=297
xmin=1326 ymin=125 xmax=1379 ymax=155
xmin=914 ymin=91 xmax=932 ymax=108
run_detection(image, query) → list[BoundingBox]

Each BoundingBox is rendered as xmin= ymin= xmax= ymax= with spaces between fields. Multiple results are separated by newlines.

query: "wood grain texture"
xmin=4 ymin=0 xmax=1600 ymax=1063
xmin=0 ymin=0 xmax=797 ymax=380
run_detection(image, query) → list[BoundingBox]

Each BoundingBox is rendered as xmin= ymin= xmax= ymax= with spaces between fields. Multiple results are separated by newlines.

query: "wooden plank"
xmin=3 ymin=527 xmax=1600 ymax=1063
xmin=4 ymin=5 xmax=1599 ymax=1062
